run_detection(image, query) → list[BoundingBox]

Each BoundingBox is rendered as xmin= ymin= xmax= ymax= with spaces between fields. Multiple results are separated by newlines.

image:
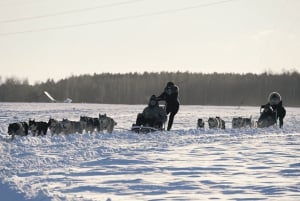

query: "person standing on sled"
xmin=135 ymin=95 xmax=167 ymax=129
xmin=259 ymin=92 xmax=286 ymax=128
xmin=156 ymin=82 xmax=180 ymax=131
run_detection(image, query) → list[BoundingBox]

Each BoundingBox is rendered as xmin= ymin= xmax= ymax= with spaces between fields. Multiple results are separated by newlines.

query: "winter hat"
xmin=150 ymin=94 xmax=157 ymax=100
xmin=166 ymin=82 xmax=174 ymax=87
xmin=149 ymin=95 xmax=158 ymax=106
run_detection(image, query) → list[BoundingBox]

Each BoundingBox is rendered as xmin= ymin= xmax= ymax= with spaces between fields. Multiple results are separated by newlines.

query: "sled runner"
xmin=131 ymin=125 xmax=163 ymax=133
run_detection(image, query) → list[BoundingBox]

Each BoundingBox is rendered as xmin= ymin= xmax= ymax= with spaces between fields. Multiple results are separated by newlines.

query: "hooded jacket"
xmin=142 ymin=95 xmax=167 ymax=123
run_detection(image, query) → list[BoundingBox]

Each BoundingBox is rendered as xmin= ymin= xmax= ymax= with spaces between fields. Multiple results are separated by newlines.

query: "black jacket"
xmin=157 ymin=84 xmax=180 ymax=109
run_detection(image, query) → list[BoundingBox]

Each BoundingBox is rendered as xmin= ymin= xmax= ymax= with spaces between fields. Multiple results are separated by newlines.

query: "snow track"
xmin=1 ymin=103 xmax=300 ymax=200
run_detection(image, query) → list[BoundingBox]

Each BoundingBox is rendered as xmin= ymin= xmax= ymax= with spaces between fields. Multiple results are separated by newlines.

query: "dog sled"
xmin=131 ymin=124 xmax=163 ymax=133
xmin=131 ymin=95 xmax=167 ymax=133
xmin=257 ymin=104 xmax=277 ymax=128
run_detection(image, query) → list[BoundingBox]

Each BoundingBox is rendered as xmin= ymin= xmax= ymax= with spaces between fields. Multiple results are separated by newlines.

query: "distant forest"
xmin=0 ymin=71 xmax=299 ymax=106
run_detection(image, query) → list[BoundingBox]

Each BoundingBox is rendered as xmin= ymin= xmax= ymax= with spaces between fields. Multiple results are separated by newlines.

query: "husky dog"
xmin=208 ymin=117 xmax=225 ymax=129
xmin=80 ymin=116 xmax=100 ymax=133
xmin=197 ymin=118 xmax=205 ymax=129
xmin=48 ymin=118 xmax=63 ymax=135
xmin=8 ymin=122 xmax=29 ymax=139
xmin=99 ymin=113 xmax=117 ymax=133
xmin=29 ymin=119 xmax=48 ymax=136
xmin=232 ymin=117 xmax=252 ymax=128
xmin=61 ymin=119 xmax=83 ymax=134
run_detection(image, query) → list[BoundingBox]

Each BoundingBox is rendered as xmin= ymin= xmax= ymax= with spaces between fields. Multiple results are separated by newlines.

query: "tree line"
xmin=0 ymin=71 xmax=299 ymax=106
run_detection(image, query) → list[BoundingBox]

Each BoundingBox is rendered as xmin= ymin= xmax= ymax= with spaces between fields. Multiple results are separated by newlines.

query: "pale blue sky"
xmin=0 ymin=0 xmax=299 ymax=83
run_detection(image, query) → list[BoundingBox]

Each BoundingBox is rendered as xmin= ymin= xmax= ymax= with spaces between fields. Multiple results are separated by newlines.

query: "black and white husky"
xmin=99 ymin=113 xmax=117 ymax=133
xmin=197 ymin=118 xmax=205 ymax=129
xmin=80 ymin=116 xmax=100 ymax=133
xmin=8 ymin=122 xmax=29 ymax=139
xmin=61 ymin=119 xmax=83 ymax=134
xmin=48 ymin=118 xmax=63 ymax=135
xmin=232 ymin=117 xmax=253 ymax=128
xmin=208 ymin=117 xmax=225 ymax=129
xmin=29 ymin=119 xmax=48 ymax=136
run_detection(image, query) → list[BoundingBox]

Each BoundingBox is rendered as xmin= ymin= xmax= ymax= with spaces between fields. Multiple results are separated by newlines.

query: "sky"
xmin=0 ymin=0 xmax=299 ymax=84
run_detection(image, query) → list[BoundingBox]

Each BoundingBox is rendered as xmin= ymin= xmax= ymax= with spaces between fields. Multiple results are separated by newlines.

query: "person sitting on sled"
xmin=135 ymin=95 xmax=167 ymax=129
xmin=259 ymin=92 xmax=286 ymax=128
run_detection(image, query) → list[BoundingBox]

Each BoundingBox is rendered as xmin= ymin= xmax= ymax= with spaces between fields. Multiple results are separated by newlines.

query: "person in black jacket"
xmin=156 ymin=82 xmax=180 ymax=131
xmin=259 ymin=92 xmax=286 ymax=128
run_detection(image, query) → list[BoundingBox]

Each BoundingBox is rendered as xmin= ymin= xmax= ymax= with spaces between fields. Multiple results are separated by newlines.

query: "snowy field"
xmin=1 ymin=103 xmax=300 ymax=201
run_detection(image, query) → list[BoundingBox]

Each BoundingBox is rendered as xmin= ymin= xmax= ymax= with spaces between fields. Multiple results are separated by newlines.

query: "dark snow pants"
xmin=166 ymin=103 xmax=179 ymax=131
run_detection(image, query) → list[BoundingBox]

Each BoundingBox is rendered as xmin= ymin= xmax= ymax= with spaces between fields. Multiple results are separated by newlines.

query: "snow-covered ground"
xmin=0 ymin=103 xmax=300 ymax=201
